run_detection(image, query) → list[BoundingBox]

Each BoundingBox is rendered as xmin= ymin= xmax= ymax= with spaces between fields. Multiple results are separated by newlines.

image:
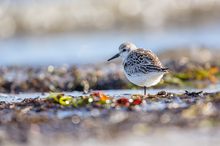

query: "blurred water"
xmin=1 ymin=83 xmax=220 ymax=103
xmin=0 ymin=23 xmax=220 ymax=65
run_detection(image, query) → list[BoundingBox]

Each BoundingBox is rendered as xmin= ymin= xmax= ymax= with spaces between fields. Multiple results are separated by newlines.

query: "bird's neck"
xmin=121 ymin=51 xmax=132 ymax=62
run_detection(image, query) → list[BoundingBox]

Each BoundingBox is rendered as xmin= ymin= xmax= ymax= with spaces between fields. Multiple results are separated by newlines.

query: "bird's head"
xmin=108 ymin=42 xmax=137 ymax=61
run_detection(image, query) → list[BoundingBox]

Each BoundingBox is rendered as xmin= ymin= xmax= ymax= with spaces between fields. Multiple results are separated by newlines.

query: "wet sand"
xmin=0 ymin=90 xmax=220 ymax=146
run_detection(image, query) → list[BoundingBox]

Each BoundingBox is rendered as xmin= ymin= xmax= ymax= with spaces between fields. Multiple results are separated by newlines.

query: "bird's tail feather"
xmin=161 ymin=67 xmax=169 ymax=72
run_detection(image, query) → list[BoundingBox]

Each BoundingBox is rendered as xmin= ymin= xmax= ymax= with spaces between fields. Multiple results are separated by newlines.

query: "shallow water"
xmin=1 ymin=83 xmax=220 ymax=103
xmin=0 ymin=23 xmax=220 ymax=65
xmin=0 ymin=84 xmax=219 ymax=120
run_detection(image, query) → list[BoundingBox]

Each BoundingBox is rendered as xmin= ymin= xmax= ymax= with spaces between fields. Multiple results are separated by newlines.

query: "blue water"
xmin=1 ymin=83 xmax=220 ymax=103
xmin=0 ymin=24 xmax=220 ymax=65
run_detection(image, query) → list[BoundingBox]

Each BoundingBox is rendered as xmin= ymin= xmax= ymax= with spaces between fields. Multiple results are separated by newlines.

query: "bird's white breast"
xmin=124 ymin=71 xmax=164 ymax=87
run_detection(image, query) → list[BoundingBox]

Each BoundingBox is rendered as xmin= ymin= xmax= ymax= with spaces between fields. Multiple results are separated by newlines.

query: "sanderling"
xmin=108 ymin=42 xmax=168 ymax=95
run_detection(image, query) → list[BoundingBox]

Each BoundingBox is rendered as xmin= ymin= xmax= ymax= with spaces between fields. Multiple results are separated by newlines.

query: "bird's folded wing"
xmin=124 ymin=49 xmax=166 ymax=76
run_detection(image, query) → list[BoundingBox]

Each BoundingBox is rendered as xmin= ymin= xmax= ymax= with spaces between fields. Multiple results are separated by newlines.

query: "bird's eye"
xmin=123 ymin=49 xmax=126 ymax=52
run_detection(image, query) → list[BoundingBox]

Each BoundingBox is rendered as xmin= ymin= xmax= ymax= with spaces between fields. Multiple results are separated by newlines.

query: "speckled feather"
xmin=123 ymin=48 xmax=167 ymax=76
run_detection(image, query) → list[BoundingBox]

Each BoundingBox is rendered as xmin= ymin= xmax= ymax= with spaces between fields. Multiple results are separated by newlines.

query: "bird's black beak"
xmin=107 ymin=53 xmax=120 ymax=61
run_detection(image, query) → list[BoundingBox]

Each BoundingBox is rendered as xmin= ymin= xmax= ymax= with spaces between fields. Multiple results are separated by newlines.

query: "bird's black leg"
xmin=144 ymin=86 xmax=147 ymax=95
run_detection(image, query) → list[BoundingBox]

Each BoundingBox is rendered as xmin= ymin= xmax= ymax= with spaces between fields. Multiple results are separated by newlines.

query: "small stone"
xmin=157 ymin=91 xmax=166 ymax=96
xmin=71 ymin=115 xmax=81 ymax=124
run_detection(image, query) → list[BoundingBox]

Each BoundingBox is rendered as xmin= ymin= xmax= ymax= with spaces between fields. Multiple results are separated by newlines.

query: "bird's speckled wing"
xmin=124 ymin=48 xmax=167 ymax=76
